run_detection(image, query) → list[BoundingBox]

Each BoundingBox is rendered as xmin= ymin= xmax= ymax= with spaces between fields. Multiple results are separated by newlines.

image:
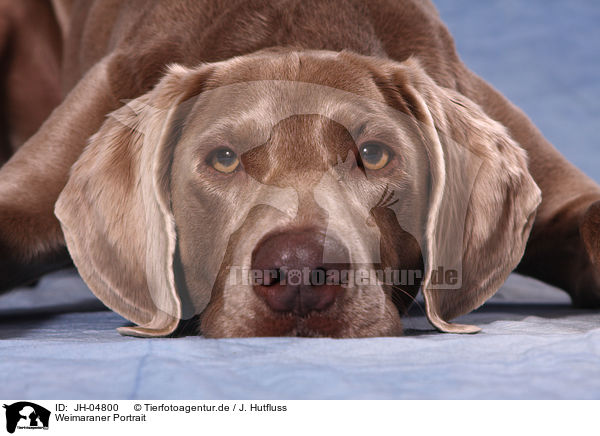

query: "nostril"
xmin=263 ymin=268 xmax=284 ymax=286
xmin=309 ymin=267 xmax=327 ymax=286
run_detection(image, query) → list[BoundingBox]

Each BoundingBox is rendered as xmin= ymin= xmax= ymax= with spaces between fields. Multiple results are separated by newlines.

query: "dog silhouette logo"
xmin=3 ymin=402 xmax=50 ymax=434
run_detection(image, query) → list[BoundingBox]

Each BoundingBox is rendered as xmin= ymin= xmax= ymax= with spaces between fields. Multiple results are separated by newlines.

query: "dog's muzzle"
xmin=251 ymin=228 xmax=350 ymax=316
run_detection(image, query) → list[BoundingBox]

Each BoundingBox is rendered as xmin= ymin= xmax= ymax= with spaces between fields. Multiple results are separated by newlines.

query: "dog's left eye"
xmin=359 ymin=142 xmax=391 ymax=170
xmin=208 ymin=147 xmax=240 ymax=173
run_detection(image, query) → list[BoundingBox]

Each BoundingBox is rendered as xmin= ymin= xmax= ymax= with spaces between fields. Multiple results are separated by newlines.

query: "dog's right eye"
xmin=208 ymin=147 xmax=240 ymax=174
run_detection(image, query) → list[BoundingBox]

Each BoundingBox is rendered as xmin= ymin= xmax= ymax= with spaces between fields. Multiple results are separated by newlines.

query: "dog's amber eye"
xmin=209 ymin=148 xmax=240 ymax=173
xmin=359 ymin=142 xmax=390 ymax=170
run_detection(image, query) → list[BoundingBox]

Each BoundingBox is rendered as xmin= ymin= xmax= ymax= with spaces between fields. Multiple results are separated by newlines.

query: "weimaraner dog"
xmin=0 ymin=0 xmax=598 ymax=337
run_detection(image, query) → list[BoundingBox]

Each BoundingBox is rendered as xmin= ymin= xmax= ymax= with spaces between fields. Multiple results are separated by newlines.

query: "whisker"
xmin=383 ymin=185 xmax=395 ymax=205
xmin=390 ymin=285 xmax=427 ymax=318
xmin=373 ymin=191 xmax=385 ymax=209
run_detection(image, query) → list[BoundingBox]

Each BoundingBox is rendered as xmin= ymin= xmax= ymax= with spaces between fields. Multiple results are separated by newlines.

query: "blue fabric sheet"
xmin=1 ymin=0 xmax=599 ymax=399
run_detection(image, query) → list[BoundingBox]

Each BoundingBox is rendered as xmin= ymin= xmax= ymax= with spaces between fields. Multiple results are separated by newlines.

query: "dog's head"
xmin=55 ymin=51 xmax=541 ymax=337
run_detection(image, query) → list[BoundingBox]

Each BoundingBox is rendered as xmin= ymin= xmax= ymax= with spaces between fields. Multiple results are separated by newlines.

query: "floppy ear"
xmin=55 ymin=63 xmax=212 ymax=337
xmin=389 ymin=59 xmax=542 ymax=333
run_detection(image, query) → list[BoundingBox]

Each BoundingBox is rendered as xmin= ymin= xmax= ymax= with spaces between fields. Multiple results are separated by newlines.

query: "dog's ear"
xmin=55 ymin=64 xmax=212 ymax=337
xmin=383 ymin=58 xmax=541 ymax=333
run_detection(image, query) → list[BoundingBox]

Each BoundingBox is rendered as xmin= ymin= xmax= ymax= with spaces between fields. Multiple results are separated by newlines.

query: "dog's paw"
xmin=581 ymin=201 xmax=600 ymax=264
xmin=576 ymin=200 xmax=600 ymax=307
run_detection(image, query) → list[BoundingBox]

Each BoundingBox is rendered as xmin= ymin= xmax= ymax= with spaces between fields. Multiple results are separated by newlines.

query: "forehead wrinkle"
xmin=249 ymin=114 xmax=335 ymax=188
xmin=192 ymin=79 xmax=392 ymax=137
xmin=248 ymin=90 xmax=331 ymax=183
xmin=186 ymin=79 xmax=417 ymax=169
xmin=314 ymin=114 xmax=340 ymax=167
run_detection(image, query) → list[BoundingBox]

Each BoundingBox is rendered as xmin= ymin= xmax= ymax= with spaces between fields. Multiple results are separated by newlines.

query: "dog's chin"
xmin=197 ymin=294 xmax=403 ymax=338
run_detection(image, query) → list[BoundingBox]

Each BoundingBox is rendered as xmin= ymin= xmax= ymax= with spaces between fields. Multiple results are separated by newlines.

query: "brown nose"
xmin=251 ymin=229 xmax=350 ymax=316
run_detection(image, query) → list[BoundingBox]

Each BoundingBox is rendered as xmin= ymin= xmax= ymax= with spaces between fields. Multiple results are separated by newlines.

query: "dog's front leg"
xmin=516 ymin=194 xmax=600 ymax=307
xmin=0 ymin=57 xmax=118 ymax=292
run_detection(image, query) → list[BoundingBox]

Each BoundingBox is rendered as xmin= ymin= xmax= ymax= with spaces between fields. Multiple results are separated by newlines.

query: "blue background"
xmin=437 ymin=0 xmax=599 ymax=182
